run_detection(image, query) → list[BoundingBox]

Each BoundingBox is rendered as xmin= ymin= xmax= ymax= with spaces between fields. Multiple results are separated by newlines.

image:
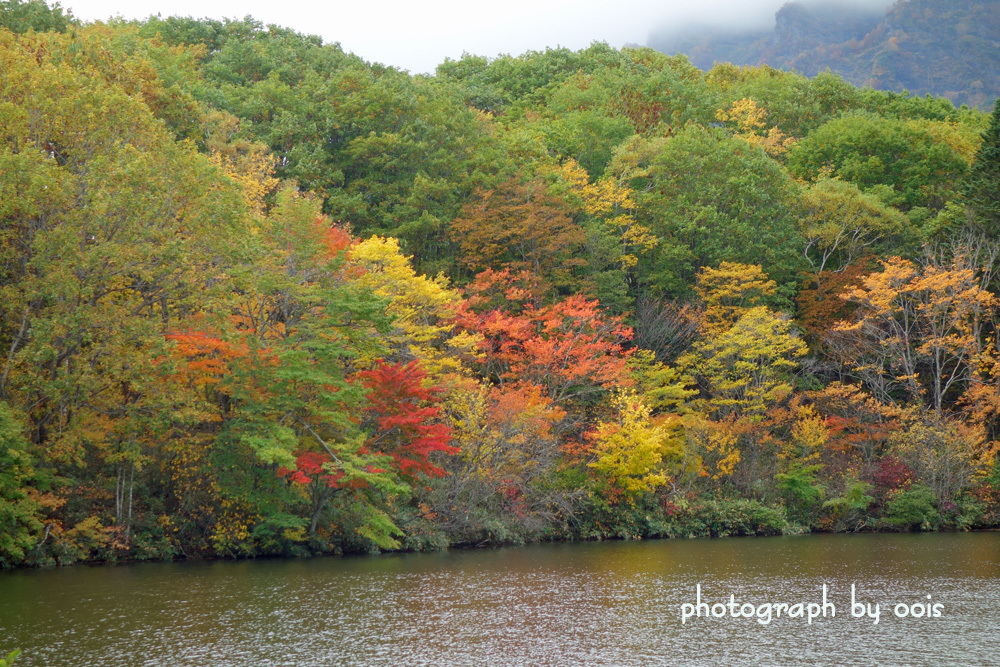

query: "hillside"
xmin=1 ymin=0 xmax=999 ymax=568
xmin=649 ymin=0 xmax=1000 ymax=108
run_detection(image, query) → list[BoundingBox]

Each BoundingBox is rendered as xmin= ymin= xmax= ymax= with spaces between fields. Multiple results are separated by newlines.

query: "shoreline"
xmin=6 ymin=523 xmax=998 ymax=573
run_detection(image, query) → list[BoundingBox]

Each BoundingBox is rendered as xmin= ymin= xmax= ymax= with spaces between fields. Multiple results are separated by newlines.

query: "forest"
xmin=1 ymin=0 xmax=999 ymax=568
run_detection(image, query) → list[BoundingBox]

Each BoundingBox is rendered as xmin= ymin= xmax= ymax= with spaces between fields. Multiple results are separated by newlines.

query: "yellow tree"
xmin=834 ymin=256 xmax=995 ymax=419
xmin=693 ymin=262 xmax=777 ymax=336
xmin=588 ymin=389 xmax=685 ymax=497
xmin=715 ymin=98 xmax=795 ymax=158
xmin=555 ymin=158 xmax=658 ymax=270
xmin=797 ymin=178 xmax=906 ymax=284
xmin=680 ymin=305 xmax=807 ymax=494
xmin=203 ymin=110 xmax=279 ymax=217
xmin=685 ymin=307 xmax=808 ymax=420
xmin=349 ymin=235 xmax=480 ymax=381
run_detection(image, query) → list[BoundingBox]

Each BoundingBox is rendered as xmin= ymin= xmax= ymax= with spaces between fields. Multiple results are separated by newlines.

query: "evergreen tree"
xmin=963 ymin=102 xmax=1000 ymax=236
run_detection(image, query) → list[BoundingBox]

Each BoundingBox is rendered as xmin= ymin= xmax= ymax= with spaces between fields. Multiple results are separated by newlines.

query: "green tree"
xmin=961 ymin=102 xmax=1000 ymax=237
xmin=188 ymin=26 xmax=497 ymax=273
xmin=0 ymin=0 xmax=74 ymax=33
xmin=788 ymin=111 xmax=971 ymax=211
xmin=0 ymin=403 xmax=41 ymax=568
xmin=613 ymin=126 xmax=804 ymax=295
xmin=797 ymin=177 xmax=910 ymax=282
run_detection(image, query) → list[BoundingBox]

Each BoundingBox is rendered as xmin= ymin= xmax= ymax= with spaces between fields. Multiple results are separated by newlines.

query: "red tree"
xmin=356 ymin=360 xmax=457 ymax=480
xmin=456 ymin=273 xmax=633 ymax=404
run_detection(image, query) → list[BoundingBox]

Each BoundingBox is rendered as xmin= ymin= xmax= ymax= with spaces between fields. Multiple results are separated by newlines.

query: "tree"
xmin=889 ymin=417 xmax=985 ymax=509
xmin=555 ymin=158 xmax=658 ymax=271
xmin=193 ymin=30 xmax=495 ymax=271
xmin=0 ymin=402 xmax=41 ymax=567
xmin=962 ymin=102 xmax=1000 ymax=237
xmin=632 ymin=297 xmax=701 ymax=364
xmin=797 ymin=178 xmax=909 ymax=283
xmin=449 ymin=175 xmax=587 ymax=290
xmin=588 ymin=389 xmax=684 ymax=497
xmin=614 ymin=125 xmax=803 ymax=295
xmin=356 ymin=360 xmax=457 ymax=482
xmin=834 ymin=256 xmax=995 ymax=418
xmin=683 ymin=307 xmax=808 ymax=420
xmin=706 ymin=66 xmax=863 ymax=139
xmin=788 ymin=112 xmax=971 ymax=211
xmin=429 ymin=381 xmax=575 ymax=544
xmin=715 ymin=97 xmax=795 ymax=157
xmin=174 ymin=187 xmax=403 ymax=554
xmin=348 ymin=236 xmax=478 ymax=380
xmin=807 ymin=382 xmax=902 ymax=471
xmin=0 ymin=28 xmax=248 ymax=558
xmin=456 ymin=287 xmax=633 ymax=406
xmin=0 ymin=0 xmax=75 ymax=33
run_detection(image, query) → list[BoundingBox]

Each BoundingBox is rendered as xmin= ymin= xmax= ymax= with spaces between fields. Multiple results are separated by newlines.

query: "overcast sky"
xmin=61 ymin=0 xmax=896 ymax=75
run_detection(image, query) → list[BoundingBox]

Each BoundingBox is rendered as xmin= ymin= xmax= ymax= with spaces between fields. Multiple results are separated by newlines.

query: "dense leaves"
xmin=0 ymin=8 xmax=996 ymax=567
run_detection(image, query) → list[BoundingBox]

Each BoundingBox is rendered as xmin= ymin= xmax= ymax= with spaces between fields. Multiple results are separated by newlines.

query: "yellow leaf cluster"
xmin=351 ymin=236 xmax=481 ymax=379
xmin=204 ymin=111 xmax=279 ymax=216
xmin=589 ymin=389 xmax=683 ymax=495
xmin=684 ymin=416 xmax=740 ymax=479
xmin=716 ymin=98 xmax=795 ymax=157
xmin=694 ymin=262 xmax=777 ymax=335
xmin=556 ymin=159 xmax=658 ymax=269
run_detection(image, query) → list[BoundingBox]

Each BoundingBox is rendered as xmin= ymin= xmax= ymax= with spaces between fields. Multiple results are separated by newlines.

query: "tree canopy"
xmin=0 ymin=7 xmax=995 ymax=567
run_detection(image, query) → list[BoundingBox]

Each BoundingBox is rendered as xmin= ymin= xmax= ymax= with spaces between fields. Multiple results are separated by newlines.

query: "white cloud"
xmin=60 ymin=0 xmax=895 ymax=74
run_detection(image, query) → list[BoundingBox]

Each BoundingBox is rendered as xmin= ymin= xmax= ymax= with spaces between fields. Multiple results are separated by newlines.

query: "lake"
xmin=1 ymin=532 xmax=998 ymax=666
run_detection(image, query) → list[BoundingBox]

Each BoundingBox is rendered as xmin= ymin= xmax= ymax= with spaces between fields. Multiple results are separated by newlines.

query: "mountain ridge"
xmin=649 ymin=0 xmax=1000 ymax=109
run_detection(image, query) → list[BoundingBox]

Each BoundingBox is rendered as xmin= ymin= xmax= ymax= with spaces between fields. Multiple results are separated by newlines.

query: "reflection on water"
xmin=1 ymin=532 xmax=998 ymax=666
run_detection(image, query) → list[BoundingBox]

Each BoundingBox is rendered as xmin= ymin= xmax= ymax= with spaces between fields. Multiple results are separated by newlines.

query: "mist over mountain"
xmin=649 ymin=0 xmax=1000 ymax=108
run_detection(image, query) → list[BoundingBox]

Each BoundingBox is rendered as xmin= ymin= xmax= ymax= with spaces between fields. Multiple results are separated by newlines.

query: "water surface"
xmin=1 ymin=532 xmax=997 ymax=666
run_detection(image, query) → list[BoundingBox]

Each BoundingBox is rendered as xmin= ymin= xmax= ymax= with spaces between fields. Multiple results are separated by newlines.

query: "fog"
xmin=650 ymin=0 xmax=896 ymax=34
xmin=61 ymin=0 xmax=899 ymax=74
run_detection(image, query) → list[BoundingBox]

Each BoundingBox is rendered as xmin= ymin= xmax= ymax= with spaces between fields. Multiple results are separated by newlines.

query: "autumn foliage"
xmin=356 ymin=360 xmax=457 ymax=480
xmin=1 ymin=14 xmax=997 ymax=567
